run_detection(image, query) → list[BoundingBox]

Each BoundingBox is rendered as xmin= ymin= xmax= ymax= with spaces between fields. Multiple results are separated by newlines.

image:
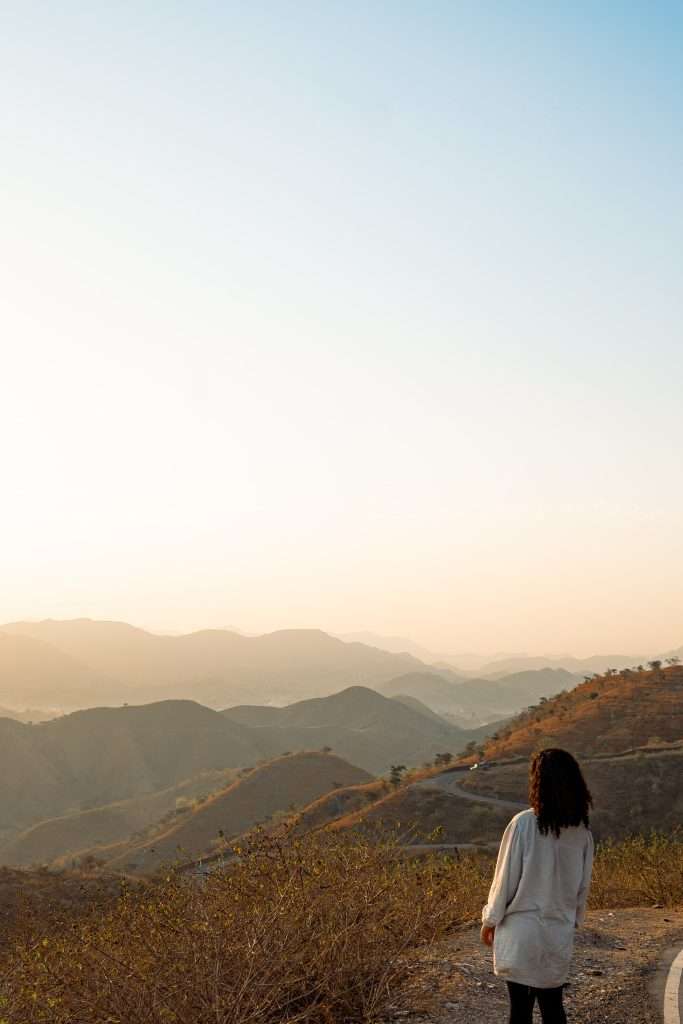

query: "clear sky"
xmin=2 ymin=2 xmax=682 ymax=656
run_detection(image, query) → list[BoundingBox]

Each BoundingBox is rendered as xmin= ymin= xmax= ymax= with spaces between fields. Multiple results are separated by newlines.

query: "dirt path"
xmin=381 ymin=908 xmax=683 ymax=1023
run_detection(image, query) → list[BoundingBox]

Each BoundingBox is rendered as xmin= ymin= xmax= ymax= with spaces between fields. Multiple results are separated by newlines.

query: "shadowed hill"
xmin=0 ymin=768 xmax=238 ymax=868
xmin=0 ymin=619 xmax=427 ymax=707
xmin=222 ymin=685 xmax=477 ymax=774
xmin=0 ymin=701 xmax=263 ymax=833
xmin=374 ymin=668 xmax=580 ymax=724
xmin=101 ymin=752 xmax=371 ymax=874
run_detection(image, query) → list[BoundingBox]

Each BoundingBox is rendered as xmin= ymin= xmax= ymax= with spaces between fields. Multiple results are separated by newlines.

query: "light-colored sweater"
xmin=482 ymin=808 xmax=594 ymax=989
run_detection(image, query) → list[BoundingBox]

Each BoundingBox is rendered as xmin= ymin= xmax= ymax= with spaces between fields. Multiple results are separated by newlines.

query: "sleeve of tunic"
xmin=575 ymin=830 xmax=594 ymax=926
xmin=481 ymin=815 xmax=523 ymax=927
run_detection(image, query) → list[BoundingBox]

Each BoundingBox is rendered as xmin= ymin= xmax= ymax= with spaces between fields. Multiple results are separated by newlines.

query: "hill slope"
xmin=222 ymin=685 xmax=476 ymax=773
xmin=478 ymin=664 xmax=683 ymax=759
xmin=0 ymin=768 xmax=238 ymax=868
xmin=102 ymin=752 xmax=371 ymax=873
xmin=0 ymin=701 xmax=263 ymax=833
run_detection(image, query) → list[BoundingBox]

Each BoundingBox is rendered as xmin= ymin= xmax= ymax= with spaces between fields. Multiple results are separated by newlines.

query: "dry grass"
xmin=590 ymin=831 xmax=683 ymax=908
xmin=0 ymin=828 xmax=490 ymax=1024
xmin=3 ymin=829 xmax=683 ymax=1023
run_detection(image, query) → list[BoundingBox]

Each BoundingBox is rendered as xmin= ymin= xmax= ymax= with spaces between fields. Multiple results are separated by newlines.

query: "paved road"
xmin=664 ymin=947 xmax=683 ymax=1024
xmin=414 ymin=770 xmax=527 ymax=811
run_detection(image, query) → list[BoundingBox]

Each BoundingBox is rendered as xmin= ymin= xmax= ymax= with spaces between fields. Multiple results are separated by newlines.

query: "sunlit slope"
xmin=475 ymin=665 xmax=683 ymax=759
xmin=102 ymin=752 xmax=371 ymax=873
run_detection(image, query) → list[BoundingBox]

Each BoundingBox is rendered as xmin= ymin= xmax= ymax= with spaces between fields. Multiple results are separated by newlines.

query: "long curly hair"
xmin=529 ymin=748 xmax=592 ymax=837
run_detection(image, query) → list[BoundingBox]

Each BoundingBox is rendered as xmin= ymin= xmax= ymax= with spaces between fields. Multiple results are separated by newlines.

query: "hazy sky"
xmin=2 ymin=3 xmax=682 ymax=656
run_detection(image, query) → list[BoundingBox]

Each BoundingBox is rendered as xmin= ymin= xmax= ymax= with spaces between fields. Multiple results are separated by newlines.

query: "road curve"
xmin=665 ymin=947 xmax=683 ymax=1024
xmin=414 ymin=771 xmax=527 ymax=811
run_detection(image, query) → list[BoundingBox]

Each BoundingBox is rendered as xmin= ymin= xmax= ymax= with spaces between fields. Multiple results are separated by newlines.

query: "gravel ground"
xmin=382 ymin=908 xmax=683 ymax=1023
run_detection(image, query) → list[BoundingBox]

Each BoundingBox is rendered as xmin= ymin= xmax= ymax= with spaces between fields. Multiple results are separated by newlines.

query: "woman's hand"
xmin=480 ymin=924 xmax=495 ymax=947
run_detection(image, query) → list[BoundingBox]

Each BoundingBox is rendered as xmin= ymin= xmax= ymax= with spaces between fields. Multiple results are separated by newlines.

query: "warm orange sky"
xmin=2 ymin=6 xmax=682 ymax=658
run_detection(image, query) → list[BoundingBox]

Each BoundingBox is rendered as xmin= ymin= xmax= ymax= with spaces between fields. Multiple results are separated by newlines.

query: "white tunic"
xmin=481 ymin=808 xmax=594 ymax=989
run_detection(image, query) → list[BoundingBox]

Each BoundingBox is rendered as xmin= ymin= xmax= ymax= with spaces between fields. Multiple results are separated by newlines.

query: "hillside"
xmin=0 ymin=768 xmax=238 ymax=868
xmin=0 ymin=701 xmax=263 ymax=835
xmin=457 ymin=744 xmax=683 ymax=840
xmin=101 ymin=752 xmax=371 ymax=873
xmin=327 ymin=779 xmax=512 ymax=846
xmin=222 ymin=685 xmax=477 ymax=774
xmin=477 ymin=663 xmax=683 ymax=759
xmin=0 ymin=619 xmax=426 ymax=708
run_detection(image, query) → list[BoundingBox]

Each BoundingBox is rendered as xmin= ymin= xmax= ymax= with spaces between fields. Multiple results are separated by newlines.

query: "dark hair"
xmin=529 ymin=748 xmax=592 ymax=838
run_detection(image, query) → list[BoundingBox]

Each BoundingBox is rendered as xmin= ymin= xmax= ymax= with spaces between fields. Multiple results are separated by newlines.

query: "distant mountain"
xmin=222 ymin=685 xmax=475 ymax=774
xmin=374 ymin=668 xmax=580 ymax=724
xmin=375 ymin=672 xmax=463 ymax=710
xmin=0 ymin=620 xmax=427 ymax=708
xmin=389 ymin=694 xmax=450 ymax=724
xmin=0 ymin=632 xmax=111 ymax=707
xmin=101 ymin=752 xmax=371 ymax=874
xmin=477 ymin=654 xmax=642 ymax=678
xmin=0 ymin=706 xmax=56 ymax=724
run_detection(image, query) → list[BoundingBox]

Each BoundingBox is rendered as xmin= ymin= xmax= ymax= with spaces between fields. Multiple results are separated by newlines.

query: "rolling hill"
xmin=221 ymin=685 xmax=480 ymax=774
xmin=100 ymin=752 xmax=371 ymax=874
xmin=0 ymin=768 xmax=238 ymax=868
xmin=0 ymin=701 xmax=262 ymax=835
xmin=0 ymin=619 xmax=427 ymax=708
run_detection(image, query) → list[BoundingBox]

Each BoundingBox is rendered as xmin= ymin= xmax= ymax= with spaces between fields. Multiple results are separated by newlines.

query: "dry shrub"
xmin=589 ymin=830 xmax=683 ymax=908
xmin=0 ymin=828 xmax=490 ymax=1024
xmin=5 ymin=827 xmax=682 ymax=1023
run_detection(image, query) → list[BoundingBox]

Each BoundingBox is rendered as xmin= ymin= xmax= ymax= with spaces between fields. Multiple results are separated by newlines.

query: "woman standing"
xmin=480 ymin=748 xmax=594 ymax=1024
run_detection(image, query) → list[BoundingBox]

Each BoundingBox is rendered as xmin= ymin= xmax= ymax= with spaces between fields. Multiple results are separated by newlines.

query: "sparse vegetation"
xmin=3 ymin=829 xmax=683 ymax=1023
xmin=0 ymin=829 xmax=489 ymax=1024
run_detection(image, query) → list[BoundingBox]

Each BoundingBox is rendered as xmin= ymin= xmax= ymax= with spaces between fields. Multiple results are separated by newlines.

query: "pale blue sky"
xmin=2 ymin=3 xmax=682 ymax=654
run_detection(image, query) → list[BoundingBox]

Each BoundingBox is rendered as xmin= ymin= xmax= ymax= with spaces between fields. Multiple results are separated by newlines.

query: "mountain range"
xmin=0 ymin=620 xmax=427 ymax=709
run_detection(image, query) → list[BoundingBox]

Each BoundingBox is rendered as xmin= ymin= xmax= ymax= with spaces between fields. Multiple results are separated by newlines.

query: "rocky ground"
xmin=383 ymin=908 xmax=683 ymax=1023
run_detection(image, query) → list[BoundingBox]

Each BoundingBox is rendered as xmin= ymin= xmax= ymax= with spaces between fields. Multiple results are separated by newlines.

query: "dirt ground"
xmin=382 ymin=908 xmax=683 ymax=1023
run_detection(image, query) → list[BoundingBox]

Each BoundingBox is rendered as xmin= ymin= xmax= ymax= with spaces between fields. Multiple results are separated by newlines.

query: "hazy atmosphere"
xmin=3 ymin=2 xmax=682 ymax=654
xmin=3 ymin=8 xmax=683 ymax=1024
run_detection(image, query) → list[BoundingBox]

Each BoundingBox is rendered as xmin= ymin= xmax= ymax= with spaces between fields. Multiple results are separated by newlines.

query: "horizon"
xmin=3 ymin=4 xmax=682 ymax=655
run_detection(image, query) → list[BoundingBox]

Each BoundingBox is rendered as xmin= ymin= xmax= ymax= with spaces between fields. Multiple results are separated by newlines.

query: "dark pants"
xmin=507 ymin=981 xmax=567 ymax=1023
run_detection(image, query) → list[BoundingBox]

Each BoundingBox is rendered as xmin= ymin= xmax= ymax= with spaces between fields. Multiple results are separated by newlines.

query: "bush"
xmin=590 ymin=830 xmax=683 ymax=908
xmin=5 ymin=829 xmax=683 ymax=1023
xmin=0 ymin=829 xmax=490 ymax=1024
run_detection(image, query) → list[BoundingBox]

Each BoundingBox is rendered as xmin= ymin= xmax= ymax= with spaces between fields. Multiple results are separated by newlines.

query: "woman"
xmin=480 ymin=748 xmax=594 ymax=1024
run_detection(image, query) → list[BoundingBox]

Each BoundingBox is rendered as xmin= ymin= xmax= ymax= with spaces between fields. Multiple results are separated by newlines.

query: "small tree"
xmin=434 ymin=752 xmax=453 ymax=767
xmin=389 ymin=764 xmax=407 ymax=788
xmin=666 ymin=656 xmax=681 ymax=666
xmin=648 ymin=660 xmax=663 ymax=672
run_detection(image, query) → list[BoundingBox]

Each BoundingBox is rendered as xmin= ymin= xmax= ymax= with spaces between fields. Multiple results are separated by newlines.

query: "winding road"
xmin=414 ymin=769 xmax=527 ymax=811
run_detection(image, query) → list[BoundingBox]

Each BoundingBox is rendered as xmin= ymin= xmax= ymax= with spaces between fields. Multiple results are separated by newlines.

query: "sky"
xmin=1 ymin=2 xmax=682 ymax=656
